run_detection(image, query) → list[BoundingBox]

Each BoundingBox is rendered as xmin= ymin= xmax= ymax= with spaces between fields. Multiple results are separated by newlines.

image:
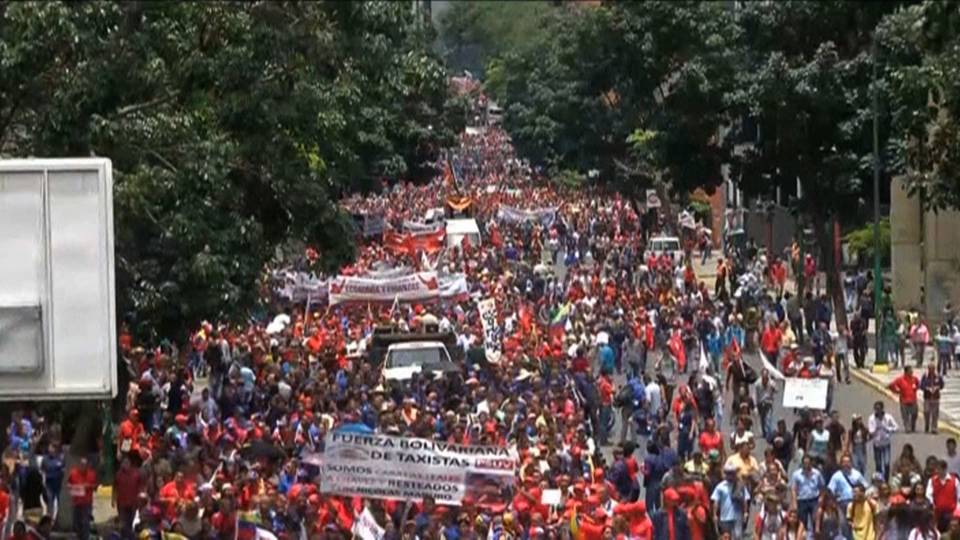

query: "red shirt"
xmin=599 ymin=377 xmax=614 ymax=406
xmin=113 ymin=466 xmax=143 ymax=508
xmin=159 ymin=480 xmax=196 ymax=521
xmin=118 ymin=419 xmax=144 ymax=453
xmin=889 ymin=374 xmax=919 ymax=404
xmin=699 ymin=430 xmax=722 ymax=454
xmin=760 ymin=327 xmax=782 ymax=355
xmin=688 ymin=505 xmax=707 ymax=540
xmin=67 ymin=467 xmax=97 ymax=506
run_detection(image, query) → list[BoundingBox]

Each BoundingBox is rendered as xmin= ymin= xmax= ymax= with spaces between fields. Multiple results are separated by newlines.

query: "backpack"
xmin=615 ymin=384 xmax=635 ymax=408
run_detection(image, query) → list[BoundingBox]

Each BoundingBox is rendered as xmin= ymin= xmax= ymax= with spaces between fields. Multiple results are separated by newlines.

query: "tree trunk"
xmin=814 ymin=214 xmax=849 ymax=331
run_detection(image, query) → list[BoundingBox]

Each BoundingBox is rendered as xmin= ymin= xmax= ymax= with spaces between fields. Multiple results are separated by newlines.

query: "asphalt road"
xmin=602 ymin=348 xmax=952 ymax=489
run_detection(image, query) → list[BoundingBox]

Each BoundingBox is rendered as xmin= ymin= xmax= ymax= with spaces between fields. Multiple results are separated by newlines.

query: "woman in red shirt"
xmin=698 ymin=417 xmax=724 ymax=461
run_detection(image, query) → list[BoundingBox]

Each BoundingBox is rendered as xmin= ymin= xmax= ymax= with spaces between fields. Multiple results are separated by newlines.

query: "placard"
xmin=781 ymin=377 xmax=829 ymax=410
xmin=477 ymin=298 xmax=503 ymax=364
xmin=541 ymin=489 xmax=562 ymax=506
xmin=645 ymin=189 xmax=661 ymax=208
xmin=352 ymin=508 xmax=386 ymax=540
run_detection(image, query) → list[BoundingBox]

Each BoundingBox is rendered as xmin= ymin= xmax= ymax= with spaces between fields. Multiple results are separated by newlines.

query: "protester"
xmin=0 ymin=90 xmax=942 ymax=540
xmin=66 ymin=457 xmax=96 ymax=540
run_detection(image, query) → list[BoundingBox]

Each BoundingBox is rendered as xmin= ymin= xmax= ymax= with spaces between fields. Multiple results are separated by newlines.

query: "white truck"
xmin=0 ymin=159 xmax=117 ymax=400
xmin=381 ymin=341 xmax=457 ymax=383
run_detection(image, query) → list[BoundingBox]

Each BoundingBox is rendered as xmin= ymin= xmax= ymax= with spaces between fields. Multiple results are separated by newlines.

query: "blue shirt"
xmin=711 ymin=480 xmax=748 ymax=522
xmin=599 ymin=345 xmax=615 ymax=374
xmin=628 ymin=378 xmax=646 ymax=405
xmin=790 ymin=468 xmax=825 ymax=501
xmin=706 ymin=332 xmax=724 ymax=356
xmin=828 ymin=468 xmax=865 ymax=502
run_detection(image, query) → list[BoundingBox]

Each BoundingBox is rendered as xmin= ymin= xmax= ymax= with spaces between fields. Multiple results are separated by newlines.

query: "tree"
xmin=879 ymin=1 xmax=960 ymax=211
xmin=482 ymin=2 xmax=738 ymax=205
xmin=436 ymin=1 xmax=555 ymax=77
xmin=724 ymin=1 xmax=901 ymax=328
xmin=0 ymin=2 xmax=457 ymax=340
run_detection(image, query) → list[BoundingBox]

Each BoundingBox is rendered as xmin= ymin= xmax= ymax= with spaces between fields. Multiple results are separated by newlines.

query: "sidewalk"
xmin=846 ymin=342 xmax=960 ymax=436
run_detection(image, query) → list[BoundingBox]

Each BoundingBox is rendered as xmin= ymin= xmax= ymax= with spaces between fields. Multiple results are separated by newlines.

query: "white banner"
xmin=402 ymin=220 xmax=444 ymax=233
xmin=477 ymin=298 xmax=503 ymax=364
xmin=758 ymin=350 xmax=786 ymax=381
xmin=438 ymin=274 xmax=470 ymax=299
xmin=365 ymin=266 xmax=414 ymax=280
xmin=496 ymin=205 xmax=557 ymax=226
xmin=352 ymin=508 xmax=385 ymax=540
xmin=321 ymin=433 xmax=517 ymax=506
xmin=782 ymin=377 xmax=829 ymax=410
xmin=273 ymin=271 xmax=327 ymax=303
xmin=328 ymin=272 xmax=440 ymax=305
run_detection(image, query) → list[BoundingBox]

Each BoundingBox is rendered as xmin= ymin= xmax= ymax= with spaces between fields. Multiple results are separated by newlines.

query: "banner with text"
xmin=496 ymin=205 xmax=558 ymax=227
xmin=321 ymin=433 xmax=517 ymax=506
xmin=402 ymin=220 xmax=444 ymax=233
xmin=328 ymin=272 xmax=440 ymax=305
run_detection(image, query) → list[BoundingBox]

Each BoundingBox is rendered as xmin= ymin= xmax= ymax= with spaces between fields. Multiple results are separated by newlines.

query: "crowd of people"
xmin=3 ymin=97 xmax=960 ymax=540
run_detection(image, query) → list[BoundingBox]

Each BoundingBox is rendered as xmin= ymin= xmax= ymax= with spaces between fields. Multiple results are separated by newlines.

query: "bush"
xmin=844 ymin=218 xmax=891 ymax=266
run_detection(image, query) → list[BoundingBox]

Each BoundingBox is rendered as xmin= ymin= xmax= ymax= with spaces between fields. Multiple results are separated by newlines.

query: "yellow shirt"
xmin=847 ymin=499 xmax=876 ymax=540
xmin=724 ymin=453 xmax=760 ymax=482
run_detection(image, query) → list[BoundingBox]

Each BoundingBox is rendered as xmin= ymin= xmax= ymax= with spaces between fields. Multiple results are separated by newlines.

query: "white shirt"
xmin=907 ymin=528 xmax=940 ymax=540
xmin=868 ymin=412 xmax=899 ymax=447
xmin=948 ymin=453 xmax=960 ymax=478
xmin=645 ymin=381 xmax=662 ymax=413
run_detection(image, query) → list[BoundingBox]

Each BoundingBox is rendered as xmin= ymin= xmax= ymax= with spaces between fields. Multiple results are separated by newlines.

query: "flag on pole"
xmin=388 ymin=294 xmax=400 ymax=318
xmin=569 ymin=507 xmax=582 ymax=540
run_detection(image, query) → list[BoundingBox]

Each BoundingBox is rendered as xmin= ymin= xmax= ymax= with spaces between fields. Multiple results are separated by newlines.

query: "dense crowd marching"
xmin=5 ymin=100 xmax=960 ymax=540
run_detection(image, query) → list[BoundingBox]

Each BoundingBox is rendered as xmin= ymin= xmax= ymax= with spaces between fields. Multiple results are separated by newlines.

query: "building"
xmin=890 ymin=177 xmax=960 ymax=323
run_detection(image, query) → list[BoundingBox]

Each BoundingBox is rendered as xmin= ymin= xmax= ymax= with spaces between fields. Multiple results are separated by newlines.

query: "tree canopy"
xmin=436 ymin=1 xmax=555 ymax=78
xmin=474 ymin=2 xmax=738 ymax=202
xmin=0 ymin=2 xmax=460 ymax=339
xmin=880 ymin=1 xmax=960 ymax=211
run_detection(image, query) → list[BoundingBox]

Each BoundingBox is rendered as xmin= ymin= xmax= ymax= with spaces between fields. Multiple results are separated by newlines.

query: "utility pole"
xmin=872 ymin=35 xmax=885 ymax=368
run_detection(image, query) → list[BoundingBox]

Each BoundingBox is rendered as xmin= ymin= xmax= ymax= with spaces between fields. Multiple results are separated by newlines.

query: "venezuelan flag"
xmin=549 ymin=302 xmax=572 ymax=340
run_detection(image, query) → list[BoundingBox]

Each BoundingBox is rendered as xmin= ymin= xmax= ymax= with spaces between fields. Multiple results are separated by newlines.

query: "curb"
xmin=849 ymin=368 xmax=960 ymax=439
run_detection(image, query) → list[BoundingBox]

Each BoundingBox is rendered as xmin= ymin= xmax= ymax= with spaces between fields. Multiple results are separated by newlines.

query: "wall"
xmin=890 ymin=175 xmax=960 ymax=323
xmin=890 ymin=176 xmax=923 ymax=310
xmin=743 ymin=205 xmax=797 ymax=258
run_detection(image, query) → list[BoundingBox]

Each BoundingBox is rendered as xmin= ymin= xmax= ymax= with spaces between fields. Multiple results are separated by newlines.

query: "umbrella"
xmin=334 ymin=422 xmax=374 ymax=435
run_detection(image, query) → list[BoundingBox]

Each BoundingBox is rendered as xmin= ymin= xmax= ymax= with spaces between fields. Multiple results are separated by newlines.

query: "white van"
xmin=644 ymin=235 xmax=684 ymax=262
xmin=446 ymin=218 xmax=482 ymax=248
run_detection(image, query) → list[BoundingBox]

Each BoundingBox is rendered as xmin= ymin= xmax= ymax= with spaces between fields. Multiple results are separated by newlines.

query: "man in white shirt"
xmin=867 ymin=401 xmax=899 ymax=479
xmin=946 ymin=439 xmax=960 ymax=478
xmin=645 ymin=375 xmax=662 ymax=421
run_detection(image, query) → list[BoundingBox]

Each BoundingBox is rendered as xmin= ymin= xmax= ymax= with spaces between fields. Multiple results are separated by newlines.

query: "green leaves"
xmin=725 ymin=2 xmax=898 ymax=220
xmin=469 ymin=2 xmax=736 ymax=199
xmin=880 ymin=1 xmax=960 ymax=210
xmin=1 ymin=2 xmax=456 ymax=339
